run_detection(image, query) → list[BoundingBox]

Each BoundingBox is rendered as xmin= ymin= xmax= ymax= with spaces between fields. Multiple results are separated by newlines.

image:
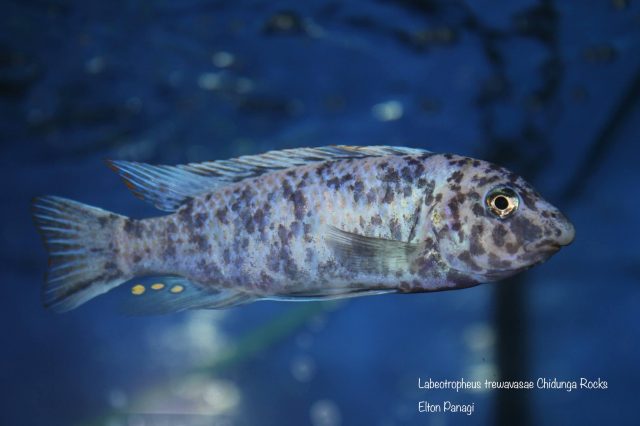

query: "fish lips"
xmin=482 ymin=243 xmax=563 ymax=281
xmin=522 ymin=242 xmax=561 ymax=261
xmin=481 ymin=266 xmax=531 ymax=281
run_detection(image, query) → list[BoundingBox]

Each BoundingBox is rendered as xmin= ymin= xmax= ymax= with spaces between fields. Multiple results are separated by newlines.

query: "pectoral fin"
xmin=324 ymin=226 xmax=419 ymax=274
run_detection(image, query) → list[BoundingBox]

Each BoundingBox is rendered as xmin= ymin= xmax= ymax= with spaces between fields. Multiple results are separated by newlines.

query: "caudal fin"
xmin=32 ymin=196 xmax=131 ymax=312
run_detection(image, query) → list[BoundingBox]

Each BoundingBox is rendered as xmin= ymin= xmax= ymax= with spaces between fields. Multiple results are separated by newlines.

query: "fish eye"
xmin=486 ymin=187 xmax=519 ymax=219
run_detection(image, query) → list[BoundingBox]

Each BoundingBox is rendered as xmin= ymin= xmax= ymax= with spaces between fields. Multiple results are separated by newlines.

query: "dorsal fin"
xmin=179 ymin=145 xmax=430 ymax=181
xmin=108 ymin=145 xmax=430 ymax=211
xmin=106 ymin=160 xmax=224 ymax=212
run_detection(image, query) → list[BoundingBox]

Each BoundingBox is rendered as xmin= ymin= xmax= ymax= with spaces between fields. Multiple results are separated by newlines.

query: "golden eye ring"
xmin=486 ymin=187 xmax=519 ymax=219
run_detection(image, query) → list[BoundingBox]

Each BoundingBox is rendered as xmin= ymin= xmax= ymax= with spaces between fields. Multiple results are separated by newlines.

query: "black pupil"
xmin=494 ymin=195 xmax=509 ymax=210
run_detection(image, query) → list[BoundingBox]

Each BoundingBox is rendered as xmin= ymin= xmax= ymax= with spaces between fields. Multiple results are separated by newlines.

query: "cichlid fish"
xmin=32 ymin=145 xmax=574 ymax=313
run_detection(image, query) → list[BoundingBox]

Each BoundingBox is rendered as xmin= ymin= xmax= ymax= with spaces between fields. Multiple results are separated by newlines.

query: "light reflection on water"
xmin=95 ymin=304 xmax=338 ymax=426
xmin=112 ymin=310 xmax=243 ymax=423
xmin=149 ymin=310 xmax=229 ymax=368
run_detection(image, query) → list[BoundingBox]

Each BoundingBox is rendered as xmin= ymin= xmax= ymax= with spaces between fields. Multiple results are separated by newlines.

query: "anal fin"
xmin=124 ymin=277 xmax=253 ymax=315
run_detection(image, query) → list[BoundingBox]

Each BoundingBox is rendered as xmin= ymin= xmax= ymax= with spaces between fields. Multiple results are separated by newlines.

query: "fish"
xmin=32 ymin=145 xmax=575 ymax=313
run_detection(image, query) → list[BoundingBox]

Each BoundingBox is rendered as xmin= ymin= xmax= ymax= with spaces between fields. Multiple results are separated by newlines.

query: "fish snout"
xmin=523 ymin=211 xmax=574 ymax=259
xmin=555 ymin=213 xmax=575 ymax=247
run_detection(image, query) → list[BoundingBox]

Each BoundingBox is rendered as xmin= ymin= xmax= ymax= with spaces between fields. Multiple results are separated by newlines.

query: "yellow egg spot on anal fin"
xmin=151 ymin=283 xmax=165 ymax=290
xmin=170 ymin=284 xmax=185 ymax=294
xmin=131 ymin=284 xmax=146 ymax=295
xmin=431 ymin=210 xmax=442 ymax=226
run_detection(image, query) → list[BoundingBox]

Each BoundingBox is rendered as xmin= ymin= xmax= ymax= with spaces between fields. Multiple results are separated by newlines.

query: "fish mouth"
xmin=518 ymin=243 xmax=561 ymax=267
xmin=471 ymin=245 xmax=561 ymax=282
xmin=524 ymin=239 xmax=562 ymax=255
xmin=449 ymin=264 xmax=531 ymax=283
xmin=538 ymin=243 xmax=561 ymax=255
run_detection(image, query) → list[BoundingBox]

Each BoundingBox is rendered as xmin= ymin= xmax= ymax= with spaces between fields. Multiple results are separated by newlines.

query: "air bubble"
xmin=310 ymin=399 xmax=341 ymax=426
xmin=291 ymin=355 xmax=316 ymax=382
xmin=212 ymin=51 xmax=235 ymax=68
xmin=372 ymin=100 xmax=403 ymax=121
xmin=198 ymin=72 xmax=221 ymax=90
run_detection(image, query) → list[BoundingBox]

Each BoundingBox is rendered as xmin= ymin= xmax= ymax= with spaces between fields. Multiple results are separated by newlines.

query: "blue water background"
xmin=1 ymin=1 xmax=639 ymax=425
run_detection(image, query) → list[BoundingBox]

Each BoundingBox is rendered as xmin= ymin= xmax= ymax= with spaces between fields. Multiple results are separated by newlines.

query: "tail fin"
xmin=32 ymin=196 xmax=131 ymax=312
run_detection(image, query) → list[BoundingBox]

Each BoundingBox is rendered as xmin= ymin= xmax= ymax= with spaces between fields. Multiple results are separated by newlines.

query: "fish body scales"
xmin=125 ymin=154 xmax=441 ymax=296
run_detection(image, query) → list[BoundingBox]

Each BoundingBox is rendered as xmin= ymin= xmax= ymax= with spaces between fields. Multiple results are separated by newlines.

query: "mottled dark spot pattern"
xmin=383 ymin=168 xmax=400 ymax=183
xmin=505 ymin=242 xmax=518 ymax=254
xmin=447 ymin=270 xmax=475 ymax=287
xmin=488 ymin=253 xmax=511 ymax=269
xmin=253 ymin=208 xmax=265 ymax=232
xmin=447 ymin=170 xmax=463 ymax=184
xmin=472 ymin=174 xmax=500 ymax=187
xmin=282 ymin=179 xmax=293 ymax=198
xmin=401 ymin=166 xmax=413 ymax=183
xmin=510 ymin=216 xmax=542 ymax=244
xmin=383 ymin=188 xmax=395 ymax=204
xmin=190 ymin=233 xmax=209 ymax=251
xmin=197 ymin=259 xmax=222 ymax=279
xmin=193 ymin=212 xmax=207 ymax=228
xmin=469 ymin=225 xmax=485 ymax=255
xmin=123 ymin=219 xmax=144 ymax=238
xmin=424 ymin=180 xmax=436 ymax=205
xmin=389 ymin=218 xmax=402 ymax=240
xmin=215 ymin=206 xmax=228 ymax=224
xmin=458 ymin=251 xmax=481 ymax=271
xmin=326 ymin=177 xmax=340 ymax=190
xmin=178 ymin=201 xmax=194 ymax=222
xmin=518 ymin=189 xmax=538 ymax=211
xmin=352 ymin=180 xmax=364 ymax=202
xmin=110 ymin=149 xmax=571 ymax=307
xmin=492 ymin=224 xmax=507 ymax=246
xmin=472 ymin=203 xmax=485 ymax=217
xmin=290 ymin=190 xmax=306 ymax=220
